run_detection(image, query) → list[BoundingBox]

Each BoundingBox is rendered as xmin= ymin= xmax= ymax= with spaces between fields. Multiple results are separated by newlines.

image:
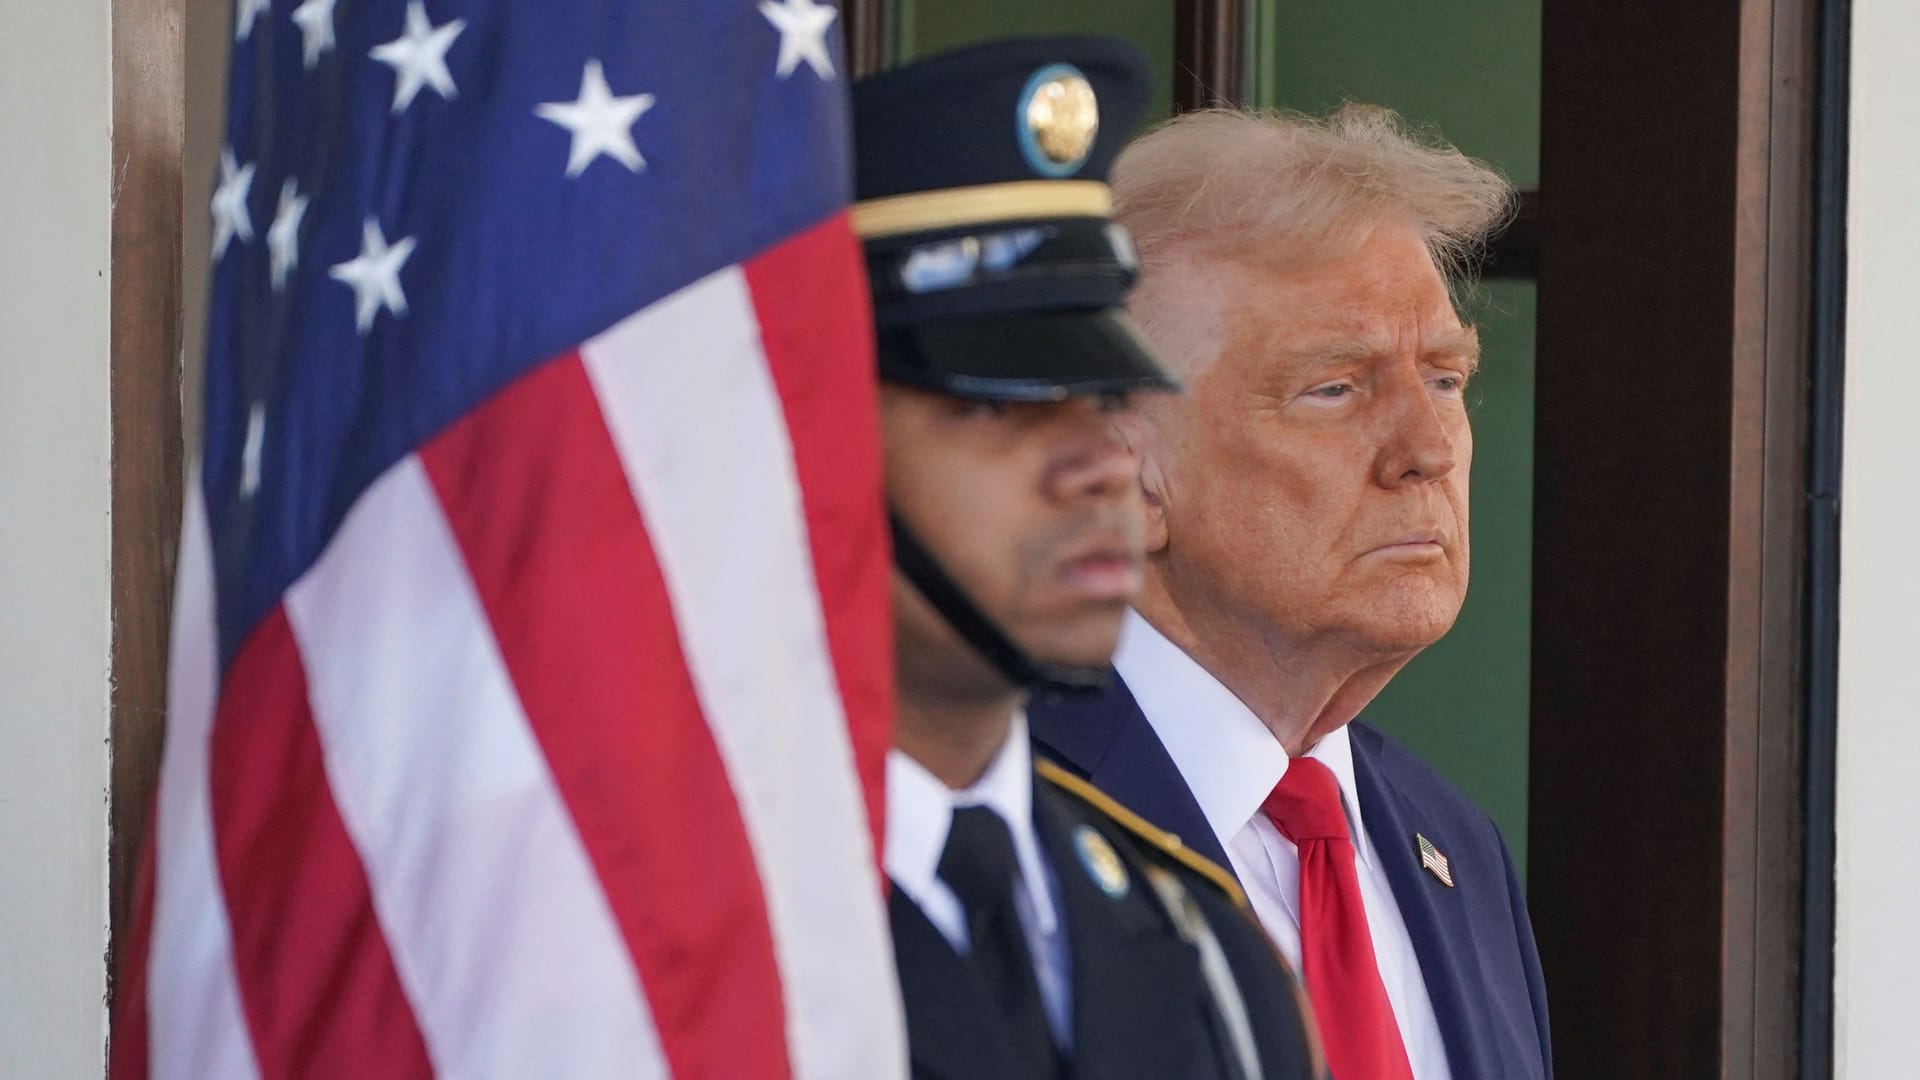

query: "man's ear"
xmin=1138 ymin=456 xmax=1170 ymax=554
xmin=1113 ymin=412 xmax=1171 ymax=555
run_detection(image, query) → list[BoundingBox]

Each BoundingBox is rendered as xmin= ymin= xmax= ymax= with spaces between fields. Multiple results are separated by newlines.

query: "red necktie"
xmin=1263 ymin=756 xmax=1415 ymax=1080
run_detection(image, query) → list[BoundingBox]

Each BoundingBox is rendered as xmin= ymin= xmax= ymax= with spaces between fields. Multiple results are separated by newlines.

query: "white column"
xmin=0 ymin=0 xmax=115 ymax=1076
xmin=1836 ymin=2 xmax=1920 ymax=1075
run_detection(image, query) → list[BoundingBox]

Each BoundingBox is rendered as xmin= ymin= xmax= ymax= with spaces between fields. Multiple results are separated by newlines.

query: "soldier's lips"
xmin=1056 ymin=549 xmax=1144 ymax=600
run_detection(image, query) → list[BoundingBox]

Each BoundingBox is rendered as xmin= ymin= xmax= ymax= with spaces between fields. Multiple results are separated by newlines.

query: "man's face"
xmin=882 ymin=386 xmax=1147 ymax=686
xmin=1146 ymin=222 xmax=1475 ymax=659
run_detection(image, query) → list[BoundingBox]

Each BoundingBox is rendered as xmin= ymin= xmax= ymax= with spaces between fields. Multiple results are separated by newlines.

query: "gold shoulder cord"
xmin=1143 ymin=865 xmax=1264 ymax=1080
xmin=1035 ymin=757 xmax=1248 ymax=907
xmin=1036 ymin=759 xmax=1329 ymax=1079
xmin=1039 ymin=759 xmax=1331 ymax=1078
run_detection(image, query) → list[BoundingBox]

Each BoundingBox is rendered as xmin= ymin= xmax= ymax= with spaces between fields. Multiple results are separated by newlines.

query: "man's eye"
xmin=1431 ymin=375 xmax=1467 ymax=393
xmin=1096 ymin=391 xmax=1136 ymax=414
xmin=1307 ymin=383 xmax=1355 ymax=399
xmin=965 ymin=399 xmax=1011 ymax=419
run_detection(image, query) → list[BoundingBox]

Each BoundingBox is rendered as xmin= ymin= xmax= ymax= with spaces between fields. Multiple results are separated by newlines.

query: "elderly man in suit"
xmin=1029 ymin=107 xmax=1551 ymax=1080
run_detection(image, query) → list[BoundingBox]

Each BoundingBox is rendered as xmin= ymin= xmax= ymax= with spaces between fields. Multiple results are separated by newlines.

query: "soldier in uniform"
xmin=852 ymin=37 xmax=1326 ymax=1080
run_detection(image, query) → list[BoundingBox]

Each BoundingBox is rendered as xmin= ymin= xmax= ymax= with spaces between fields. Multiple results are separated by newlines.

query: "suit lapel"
xmin=1033 ymin=784 xmax=1204 ymax=1079
xmin=887 ymin=884 xmax=1038 ymax=1080
xmin=1032 ymin=679 xmax=1232 ymax=871
xmin=1348 ymin=725 xmax=1489 ymax=1080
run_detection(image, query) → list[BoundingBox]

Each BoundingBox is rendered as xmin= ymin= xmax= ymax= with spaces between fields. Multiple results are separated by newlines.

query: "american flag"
xmin=1417 ymin=833 xmax=1454 ymax=888
xmin=111 ymin=0 xmax=904 ymax=1076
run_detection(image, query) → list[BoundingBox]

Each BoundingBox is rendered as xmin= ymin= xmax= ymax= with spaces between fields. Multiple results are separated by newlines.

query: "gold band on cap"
xmin=852 ymin=180 xmax=1112 ymax=238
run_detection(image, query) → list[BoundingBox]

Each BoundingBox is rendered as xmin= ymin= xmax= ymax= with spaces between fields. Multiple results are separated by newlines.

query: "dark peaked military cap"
xmin=851 ymin=36 xmax=1180 ymax=401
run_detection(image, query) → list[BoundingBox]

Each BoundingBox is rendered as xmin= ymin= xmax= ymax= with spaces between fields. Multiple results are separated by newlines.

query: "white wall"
xmin=0 ymin=0 xmax=115 ymax=1075
xmin=1836 ymin=2 xmax=1920 ymax=1074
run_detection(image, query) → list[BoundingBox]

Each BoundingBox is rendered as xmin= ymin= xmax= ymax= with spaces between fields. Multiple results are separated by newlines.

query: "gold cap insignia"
xmin=1019 ymin=65 xmax=1099 ymax=176
xmin=1073 ymin=824 xmax=1130 ymax=899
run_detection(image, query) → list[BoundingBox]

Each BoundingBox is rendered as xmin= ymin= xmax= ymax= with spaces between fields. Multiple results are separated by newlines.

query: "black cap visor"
xmin=877 ymin=308 xmax=1181 ymax=401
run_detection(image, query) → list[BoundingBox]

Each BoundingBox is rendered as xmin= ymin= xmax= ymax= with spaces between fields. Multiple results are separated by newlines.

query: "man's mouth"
xmin=1367 ymin=532 xmax=1447 ymax=558
xmin=1055 ymin=543 xmax=1145 ymax=600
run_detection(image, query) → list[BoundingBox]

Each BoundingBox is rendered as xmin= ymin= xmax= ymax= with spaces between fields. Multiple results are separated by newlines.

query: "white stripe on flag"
xmin=583 ymin=267 xmax=909 ymax=1080
xmin=147 ymin=474 xmax=264 ymax=1080
xmin=283 ymin=456 xmax=669 ymax=1080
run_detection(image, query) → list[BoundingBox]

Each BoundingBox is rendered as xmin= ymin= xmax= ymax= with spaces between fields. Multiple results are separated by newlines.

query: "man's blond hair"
xmin=1114 ymin=105 xmax=1515 ymax=290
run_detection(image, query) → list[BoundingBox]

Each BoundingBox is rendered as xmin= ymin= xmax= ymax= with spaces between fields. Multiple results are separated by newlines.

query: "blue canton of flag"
xmin=203 ymin=0 xmax=849 ymax=660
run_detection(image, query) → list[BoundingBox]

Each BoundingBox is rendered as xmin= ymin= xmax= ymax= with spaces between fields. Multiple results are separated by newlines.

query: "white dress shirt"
xmin=884 ymin=712 xmax=1074 ymax=1048
xmin=1114 ymin=612 xmax=1454 ymax=1080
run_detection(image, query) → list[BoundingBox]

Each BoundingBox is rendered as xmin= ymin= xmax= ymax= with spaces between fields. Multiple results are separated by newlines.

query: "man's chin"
xmin=1018 ymin=617 xmax=1127 ymax=675
xmin=1334 ymin=588 xmax=1465 ymax=656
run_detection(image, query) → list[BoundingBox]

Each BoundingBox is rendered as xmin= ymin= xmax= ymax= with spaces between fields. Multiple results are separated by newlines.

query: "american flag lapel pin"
xmin=1416 ymin=833 xmax=1455 ymax=887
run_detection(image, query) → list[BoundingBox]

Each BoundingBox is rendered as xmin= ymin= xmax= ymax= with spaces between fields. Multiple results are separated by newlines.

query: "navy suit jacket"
xmin=1030 ymin=678 xmax=1552 ymax=1080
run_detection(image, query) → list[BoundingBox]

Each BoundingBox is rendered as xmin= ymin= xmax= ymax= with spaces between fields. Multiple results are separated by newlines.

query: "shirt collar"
xmin=883 ymin=712 xmax=1059 ymax=935
xmin=1113 ymin=611 xmax=1371 ymax=865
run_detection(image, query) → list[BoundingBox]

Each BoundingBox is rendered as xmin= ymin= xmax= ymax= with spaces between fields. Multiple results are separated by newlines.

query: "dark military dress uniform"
xmin=889 ymin=755 xmax=1324 ymax=1080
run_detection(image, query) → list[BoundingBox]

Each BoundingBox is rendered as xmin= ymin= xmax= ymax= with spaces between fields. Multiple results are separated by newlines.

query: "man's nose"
xmin=1045 ymin=401 xmax=1139 ymax=503
xmin=1373 ymin=377 xmax=1459 ymax=488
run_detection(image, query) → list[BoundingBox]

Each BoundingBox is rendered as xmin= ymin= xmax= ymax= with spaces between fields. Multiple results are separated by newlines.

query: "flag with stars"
xmin=111 ymin=0 xmax=903 ymax=1077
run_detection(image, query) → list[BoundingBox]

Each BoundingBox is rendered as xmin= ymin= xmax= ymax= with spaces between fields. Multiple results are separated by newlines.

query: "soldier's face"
xmin=882 ymin=385 xmax=1147 ymax=690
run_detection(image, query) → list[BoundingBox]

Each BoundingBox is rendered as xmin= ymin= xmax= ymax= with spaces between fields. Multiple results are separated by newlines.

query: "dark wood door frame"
xmin=1532 ymin=0 xmax=1822 ymax=1074
xmin=843 ymin=0 xmax=889 ymax=79
xmin=108 ymin=0 xmax=186 ymax=1002
xmin=1172 ymin=0 xmax=1245 ymax=110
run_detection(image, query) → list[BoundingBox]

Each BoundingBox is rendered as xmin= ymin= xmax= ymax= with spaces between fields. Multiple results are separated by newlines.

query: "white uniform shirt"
xmin=884 ymin=713 xmax=1074 ymax=1048
xmin=1114 ymin=612 xmax=1455 ymax=1079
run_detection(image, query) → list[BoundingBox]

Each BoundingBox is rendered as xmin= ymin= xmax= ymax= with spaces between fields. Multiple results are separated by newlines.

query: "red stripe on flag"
xmin=743 ymin=215 xmax=896 ymax=855
xmin=421 ymin=352 xmax=791 ymax=1080
xmin=207 ymin=609 xmax=433 ymax=1080
xmin=108 ymin=814 xmax=157 ymax=1080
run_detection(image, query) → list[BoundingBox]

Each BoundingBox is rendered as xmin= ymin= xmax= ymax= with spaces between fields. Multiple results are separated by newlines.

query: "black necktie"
xmin=937 ymin=805 xmax=1059 ymax=1074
